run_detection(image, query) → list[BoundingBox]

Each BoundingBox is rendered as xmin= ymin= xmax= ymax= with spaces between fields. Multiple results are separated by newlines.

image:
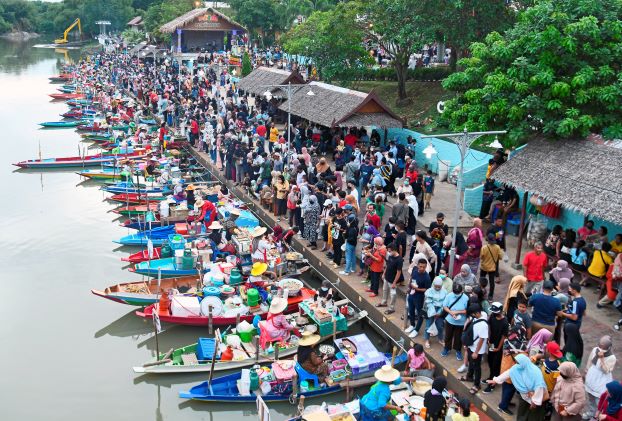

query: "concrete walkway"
xmin=186 ymin=144 xmax=622 ymax=420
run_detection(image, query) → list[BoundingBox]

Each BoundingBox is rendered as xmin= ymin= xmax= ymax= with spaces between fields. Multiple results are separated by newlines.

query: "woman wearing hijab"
xmin=453 ymin=264 xmax=477 ymax=290
xmin=550 ymin=260 xmax=573 ymax=285
xmin=315 ymin=157 xmax=331 ymax=178
xmin=423 ymin=376 xmax=448 ymax=421
xmin=584 ymin=336 xmax=618 ymax=419
xmin=527 ymin=328 xmax=553 ymax=358
xmin=562 ymin=322 xmax=583 ymax=367
xmin=466 ymin=218 xmax=485 ymax=273
xmin=488 ymin=354 xmax=547 ymax=420
xmin=406 ymin=194 xmax=419 ymax=235
xmin=550 ymin=362 xmax=586 ymax=421
xmin=302 ymin=195 xmax=320 ymax=249
xmin=504 ymin=275 xmax=528 ymax=322
xmin=595 ymin=381 xmax=622 ymax=421
xmin=443 ymin=232 xmax=469 ymax=277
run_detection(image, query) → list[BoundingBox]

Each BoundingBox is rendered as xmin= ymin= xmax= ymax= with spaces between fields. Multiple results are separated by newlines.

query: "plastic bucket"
xmin=239 ymin=330 xmax=253 ymax=343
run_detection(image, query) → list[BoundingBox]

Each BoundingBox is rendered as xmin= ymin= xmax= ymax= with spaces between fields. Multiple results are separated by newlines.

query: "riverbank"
xmin=0 ymin=31 xmax=40 ymax=41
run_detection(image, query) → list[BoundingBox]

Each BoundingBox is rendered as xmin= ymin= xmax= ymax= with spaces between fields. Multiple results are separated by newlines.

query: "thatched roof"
xmin=160 ymin=7 xmax=246 ymax=34
xmin=237 ymin=66 xmax=306 ymax=97
xmin=492 ymin=138 xmax=622 ymax=225
xmin=278 ymin=81 xmax=404 ymax=128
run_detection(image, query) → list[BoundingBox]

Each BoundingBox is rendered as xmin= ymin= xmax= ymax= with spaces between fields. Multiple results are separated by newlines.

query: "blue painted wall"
xmin=464 ymin=184 xmax=484 ymax=216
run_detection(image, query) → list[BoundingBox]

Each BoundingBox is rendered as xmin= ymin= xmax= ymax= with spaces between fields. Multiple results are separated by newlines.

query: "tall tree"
xmin=440 ymin=0 xmax=622 ymax=143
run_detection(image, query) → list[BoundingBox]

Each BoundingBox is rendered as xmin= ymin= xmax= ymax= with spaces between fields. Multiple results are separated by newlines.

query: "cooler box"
xmin=170 ymin=296 xmax=201 ymax=317
xmin=196 ymin=337 xmax=216 ymax=361
xmin=507 ymin=218 xmax=521 ymax=236
xmin=168 ymin=234 xmax=187 ymax=250
xmin=334 ymin=334 xmax=385 ymax=376
xmin=235 ymin=210 xmax=259 ymax=229
xmin=175 ymin=223 xmax=189 ymax=235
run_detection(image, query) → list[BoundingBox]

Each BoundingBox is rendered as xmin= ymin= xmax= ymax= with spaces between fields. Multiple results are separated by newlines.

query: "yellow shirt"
xmin=588 ymin=250 xmax=613 ymax=277
xmin=275 ymin=181 xmax=289 ymax=199
xmin=452 ymin=413 xmax=479 ymax=421
xmin=269 ymin=127 xmax=279 ymax=142
xmin=479 ymin=244 xmax=503 ymax=272
xmin=610 ymin=240 xmax=622 ymax=254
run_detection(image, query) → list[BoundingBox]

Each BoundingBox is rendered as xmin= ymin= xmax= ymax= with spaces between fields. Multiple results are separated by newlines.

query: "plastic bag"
xmin=427 ymin=322 xmax=438 ymax=337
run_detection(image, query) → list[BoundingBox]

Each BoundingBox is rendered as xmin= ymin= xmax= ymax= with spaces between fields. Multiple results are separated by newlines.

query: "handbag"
xmin=439 ymin=293 xmax=463 ymax=320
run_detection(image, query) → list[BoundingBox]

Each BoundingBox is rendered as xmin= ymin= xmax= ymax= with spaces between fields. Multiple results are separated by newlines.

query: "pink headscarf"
xmin=527 ymin=329 xmax=553 ymax=353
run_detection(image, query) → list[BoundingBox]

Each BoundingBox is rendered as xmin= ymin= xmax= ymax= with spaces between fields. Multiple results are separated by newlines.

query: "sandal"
xmin=470 ymin=386 xmax=480 ymax=395
xmin=384 ymin=309 xmax=395 ymax=315
xmin=376 ymin=303 xmax=387 ymax=308
xmin=460 ymin=376 xmax=473 ymax=382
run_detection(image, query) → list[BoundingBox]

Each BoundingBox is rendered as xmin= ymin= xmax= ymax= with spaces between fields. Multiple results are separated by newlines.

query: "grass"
xmin=352 ymin=80 xmax=454 ymax=131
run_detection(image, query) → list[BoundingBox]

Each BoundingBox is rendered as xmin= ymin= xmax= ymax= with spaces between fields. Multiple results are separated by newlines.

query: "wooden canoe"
xmin=49 ymin=92 xmax=85 ymax=100
xmin=91 ymin=276 xmax=199 ymax=306
xmin=108 ymin=193 xmax=166 ymax=204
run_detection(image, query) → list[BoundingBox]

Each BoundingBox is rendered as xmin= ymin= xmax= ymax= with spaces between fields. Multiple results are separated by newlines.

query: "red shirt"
xmin=577 ymin=226 xmax=597 ymax=240
xmin=191 ymin=120 xmax=199 ymax=134
xmin=366 ymin=213 xmax=381 ymax=231
xmin=344 ymin=133 xmax=358 ymax=148
xmin=256 ymin=125 xmax=267 ymax=138
xmin=598 ymin=391 xmax=622 ymax=421
xmin=523 ymin=251 xmax=548 ymax=281
xmin=369 ymin=246 xmax=387 ymax=273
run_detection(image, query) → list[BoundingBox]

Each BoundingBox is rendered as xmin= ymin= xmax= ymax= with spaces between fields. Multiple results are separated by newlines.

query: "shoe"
xmin=457 ymin=364 xmax=467 ymax=373
xmin=276 ymin=218 xmax=281 ymax=222
xmin=424 ymin=341 xmax=431 ymax=349
xmin=339 ymin=271 xmax=350 ymax=275
xmin=405 ymin=326 xmax=415 ymax=333
xmin=614 ymin=324 xmax=621 ymax=331
xmin=369 ymin=293 xmax=377 ymax=297
xmin=483 ymin=386 xmax=494 ymax=394
xmin=456 ymin=352 xmax=463 ymax=361
xmin=409 ymin=330 xmax=419 ymax=338
xmin=440 ymin=349 xmax=449 ymax=357
xmin=498 ymin=407 xmax=513 ymax=416
xmin=365 ymin=288 xmax=373 ymax=292
xmin=597 ymin=303 xmax=603 ymax=309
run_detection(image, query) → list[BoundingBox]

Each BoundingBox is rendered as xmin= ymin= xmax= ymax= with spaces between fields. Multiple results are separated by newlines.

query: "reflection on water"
xmin=0 ymin=37 xmax=79 ymax=74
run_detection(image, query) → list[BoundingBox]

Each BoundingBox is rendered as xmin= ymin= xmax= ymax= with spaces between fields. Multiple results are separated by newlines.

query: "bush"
xmin=356 ymin=66 xmax=452 ymax=82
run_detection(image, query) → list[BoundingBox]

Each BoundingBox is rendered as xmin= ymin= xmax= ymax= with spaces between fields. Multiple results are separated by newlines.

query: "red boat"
xmin=49 ymin=93 xmax=85 ymax=100
xmin=109 ymin=193 xmax=165 ymax=205
xmin=135 ymin=288 xmax=316 ymax=327
xmin=112 ymin=203 xmax=160 ymax=216
xmin=121 ymin=247 xmax=163 ymax=263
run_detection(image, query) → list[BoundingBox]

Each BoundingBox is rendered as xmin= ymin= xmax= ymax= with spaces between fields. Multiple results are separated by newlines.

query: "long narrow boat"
xmin=39 ymin=120 xmax=85 ymax=128
xmin=133 ymin=309 xmax=368 ymax=374
xmin=178 ymin=350 xmax=407 ymax=402
xmin=121 ymin=246 xmax=163 ymax=263
xmin=108 ymin=193 xmax=166 ymax=204
xmin=114 ymin=225 xmax=178 ymax=246
xmin=49 ymin=92 xmax=85 ymax=100
xmin=111 ymin=203 xmax=160 ymax=217
xmin=136 ymin=288 xmax=316 ymax=327
xmin=102 ymin=183 xmax=166 ymax=195
xmin=90 ymin=276 xmax=197 ymax=306
xmin=66 ymin=99 xmax=96 ymax=107
xmin=14 ymin=149 xmax=147 ymax=169
xmin=77 ymin=168 xmax=138 ymax=181
xmin=49 ymin=75 xmax=72 ymax=82
xmin=128 ymin=257 xmax=203 ymax=276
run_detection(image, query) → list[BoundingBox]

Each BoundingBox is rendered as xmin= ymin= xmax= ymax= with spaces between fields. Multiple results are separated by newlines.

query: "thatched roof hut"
xmin=159 ymin=7 xmax=246 ymax=34
xmin=279 ymin=81 xmax=404 ymax=128
xmin=492 ymin=138 xmax=622 ymax=225
xmin=237 ymin=67 xmax=306 ymax=97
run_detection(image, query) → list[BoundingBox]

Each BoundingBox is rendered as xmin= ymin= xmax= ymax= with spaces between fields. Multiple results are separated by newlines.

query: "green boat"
xmin=39 ymin=120 xmax=86 ymax=128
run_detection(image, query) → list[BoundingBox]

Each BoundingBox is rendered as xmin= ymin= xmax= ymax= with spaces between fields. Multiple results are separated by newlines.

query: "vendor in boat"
xmin=316 ymin=280 xmax=334 ymax=302
xmin=251 ymin=227 xmax=273 ymax=262
xmin=359 ymin=365 xmax=416 ymax=421
xmin=259 ymin=296 xmax=297 ymax=349
xmin=185 ymin=184 xmax=196 ymax=209
xmin=191 ymin=198 xmax=217 ymax=226
xmin=296 ymin=331 xmax=331 ymax=385
xmin=172 ymin=181 xmax=185 ymax=202
xmin=246 ymin=262 xmax=276 ymax=288
xmin=207 ymin=221 xmax=224 ymax=244
xmin=144 ymin=156 xmax=159 ymax=177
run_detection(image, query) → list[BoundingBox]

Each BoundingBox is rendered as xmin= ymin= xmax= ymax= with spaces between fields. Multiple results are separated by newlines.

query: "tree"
xmin=241 ymin=51 xmax=252 ymax=76
xmin=143 ymin=0 xmax=194 ymax=41
xmin=229 ymin=0 xmax=282 ymax=41
xmin=281 ymin=2 xmax=372 ymax=85
xmin=363 ymin=0 xmax=433 ymax=103
xmin=440 ymin=0 xmax=622 ymax=144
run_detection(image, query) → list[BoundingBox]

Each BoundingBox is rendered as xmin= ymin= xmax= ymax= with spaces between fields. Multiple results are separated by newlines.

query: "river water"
xmin=0 ymin=39 xmax=381 ymax=420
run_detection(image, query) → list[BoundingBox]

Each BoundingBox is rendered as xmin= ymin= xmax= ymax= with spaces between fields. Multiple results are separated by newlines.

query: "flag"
xmin=152 ymin=305 xmax=162 ymax=333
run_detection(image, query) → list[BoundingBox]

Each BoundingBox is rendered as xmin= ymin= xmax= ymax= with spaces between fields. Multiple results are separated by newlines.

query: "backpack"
xmin=461 ymin=318 xmax=487 ymax=347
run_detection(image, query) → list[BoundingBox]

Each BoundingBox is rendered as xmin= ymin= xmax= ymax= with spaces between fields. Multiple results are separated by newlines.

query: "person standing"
xmin=340 ymin=213 xmax=359 ymax=276
xmin=559 ymin=282 xmax=587 ymax=328
xmin=483 ymin=302 xmax=509 ymax=394
xmin=523 ymin=241 xmax=548 ymax=295
xmin=423 ymin=278 xmax=447 ymax=348
xmin=405 ymin=258 xmax=432 ymax=338
xmin=330 ymin=208 xmax=347 ymax=268
xmin=366 ymin=237 xmax=386 ymax=297
xmin=593 ymin=381 xmax=622 ymax=421
xmin=302 ymin=195 xmax=320 ymax=249
xmin=480 ymin=234 xmax=505 ymax=300
xmin=392 ymin=193 xmax=409 ymax=226
xmin=528 ymin=280 xmax=562 ymax=334
xmin=584 ymin=336 xmax=617 ymax=420
xmin=378 ymin=244 xmax=404 ymax=315
xmin=463 ymin=304 xmax=489 ymax=394
xmin=441 ymin=283 xmax=469 ymax=360
xmin=550 ymin=362 xmax=586 ymax=421
xmin=274 ymin=175 xmax=289 ymax=221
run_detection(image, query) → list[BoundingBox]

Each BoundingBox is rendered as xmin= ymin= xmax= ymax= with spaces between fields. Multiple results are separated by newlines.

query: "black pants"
xmin=276 ymin=198 xmax=287 ymax=216
xmin=480 ymin=270 xmax=497 ymax=299
xmin=333 ymin=241 xmax=344 ymax=265
xmin=370 ymin=271 xmax=382 ymax=295
xmin=517 ymin=397 xmax=545 ymax=421
xmin=444 ymin=322 xmax=463 ymax=352
xmin=487 ymin=350 xmax=503 ymax=380
xmin=467 ymin=352 xmax=482 ymax=387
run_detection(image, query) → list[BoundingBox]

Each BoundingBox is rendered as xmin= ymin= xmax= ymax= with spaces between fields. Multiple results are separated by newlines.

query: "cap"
xmin=323 ymin=199 xmax=332 ymax=206
xmin=490 ymin=302 xmax=503 ymax=314
xmin=344 ymin=204 xmax=353 ymax=211
xmin=546 ymin=341 xmax=563 ymax=358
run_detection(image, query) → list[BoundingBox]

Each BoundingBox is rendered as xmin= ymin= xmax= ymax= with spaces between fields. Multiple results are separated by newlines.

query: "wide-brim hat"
xmin=269 ymin=297 xmax=288 ymax=314
xmin=374 ymin=364 xmax=400 ymax=383
xmin=251 ymin=226 xmax=267 ymax=237
xmin=195 ymin=198 xmax=205 ymax=207
xmin=208 ymin=221 xmax=223 ymax=230
xmin=298 ymin=331 xmax=320 ymax=346
xmin=250 ymin=262 xmax=268 ymax=277
xmin=185 ymin=184 xmax=196 ymax=191
xmin=228 ymin=208 xmax=241 ymax=216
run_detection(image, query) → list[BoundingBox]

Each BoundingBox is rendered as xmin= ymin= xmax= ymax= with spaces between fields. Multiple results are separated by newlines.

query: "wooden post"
xmin=236 ymin=313 xmax=241 ymax=329
xmin=332 ymin=318 xmax=337 ymax=342
xmin=208 ymin=305 xmax=213 ymax=335
xmin=292 ymin=373 xmax=299 ymax=400
xmin=254 ymin=335 xmax=260 ymax=362
xmin=514 ymin=191 xmax=529 ymax=268
xmin=207 ymin=330 xmax=221 ymax=387
xmin=390 ymin=346 xmax=397 ymax=367
xmin=274 ymin=344 xmax=280 ymax=361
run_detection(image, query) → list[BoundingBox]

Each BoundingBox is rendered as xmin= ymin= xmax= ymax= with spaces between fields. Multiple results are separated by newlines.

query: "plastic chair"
xmin=295 ymin=363 xmax=319 ymax=389
xmin=209 ymin=240 xmax=230 ymax=262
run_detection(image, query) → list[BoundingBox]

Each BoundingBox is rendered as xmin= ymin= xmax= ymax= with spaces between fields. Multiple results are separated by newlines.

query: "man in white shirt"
xmin=465 ymin=304 xmax=488 ymax=393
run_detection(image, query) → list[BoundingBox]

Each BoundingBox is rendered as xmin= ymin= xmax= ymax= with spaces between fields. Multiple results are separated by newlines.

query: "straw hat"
xmin=298 ymin=331 xmax=320 ymax=346
xmin=228 ymin=208 xmax=241 ymax=216
xmin=374 ymin=364 xmax=400 ymax=383
xmin=185 ymin=184 xmax=196 ymax=191
xmin=208 ymin=221 xmax=223 ymax=230
xmin=251 ymin=226 xmax=268 ymax=237
xmin=250 ymin=262 xmax=268 ymax=277
xmin=269 ymin=296 xmax=288 ymax=314
xmin=195 ymin=198 xmax=205 ymax=208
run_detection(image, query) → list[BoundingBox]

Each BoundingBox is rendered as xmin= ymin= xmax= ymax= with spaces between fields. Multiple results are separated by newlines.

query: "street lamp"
xmin=489 ymin=136 xmax=503 ymax=149
xmin=422 ymin=142 xmax=437 ymax=159
xmin=420 ymin=127 xmax=506 ymax=277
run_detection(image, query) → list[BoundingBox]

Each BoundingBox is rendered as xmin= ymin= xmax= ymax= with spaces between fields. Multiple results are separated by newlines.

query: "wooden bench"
xmin=544 ymin=252 xmax=606 ymax=298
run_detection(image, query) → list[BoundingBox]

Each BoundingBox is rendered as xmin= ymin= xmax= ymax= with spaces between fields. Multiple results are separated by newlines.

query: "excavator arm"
xmin=55 ymin=18 xmax=82 ymax=45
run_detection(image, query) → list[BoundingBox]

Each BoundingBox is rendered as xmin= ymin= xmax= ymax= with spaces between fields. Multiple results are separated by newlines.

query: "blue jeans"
xmin=407 ymin=294 xmax=424 ymax=327
xmin=345 ymin=243 xmax=357 ymax=273
xmin=424 ymin=315 xmax=445 ymax=340
xmin=499 ymin=382 xmax=516 ymax=410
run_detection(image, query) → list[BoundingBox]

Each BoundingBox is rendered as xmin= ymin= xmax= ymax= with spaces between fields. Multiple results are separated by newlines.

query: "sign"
xmin=198 ymin=14 xmax=219 ymax=22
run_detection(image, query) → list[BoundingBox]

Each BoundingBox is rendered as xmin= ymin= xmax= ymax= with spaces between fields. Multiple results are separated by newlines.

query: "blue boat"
xmin=102 ymin=183 xmax=168 ymax=195
xmin=130 ymin=257 xmax=205 ymax=277
xmin=114 ymin=225 xmax=176 ymax=246
xmin=139 ymin=118 xmax=157 ymax=125
xmin=178 ymin=352 xmax=407 ymax=403
xmin=123 ymin=219 xmax=163 ymax=230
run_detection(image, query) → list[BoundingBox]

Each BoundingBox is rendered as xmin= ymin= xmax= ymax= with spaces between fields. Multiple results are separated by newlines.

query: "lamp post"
xmin=420 ymin=127 xmax=506 ymax=277
xmin=260 ymin=82 xmax=314 ymax=162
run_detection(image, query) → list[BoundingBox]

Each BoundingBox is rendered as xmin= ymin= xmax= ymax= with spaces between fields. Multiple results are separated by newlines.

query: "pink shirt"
xmin=407 ymin=349 xmax=426 ymax=370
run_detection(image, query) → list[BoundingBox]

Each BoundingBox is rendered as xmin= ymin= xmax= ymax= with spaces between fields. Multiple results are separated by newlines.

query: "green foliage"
xmin=143 ymin=0 xmax=194 ymax=41
xmin=229 ymin=0 xmax=282 ymax=40
xmin=281 ymin=2 xmax=373 ymax=85
xmin=440 ymin=0 xmax=622 ymax=143
xmin=356 ymin=66 xmax=453 ymax=82
xmin=122 ymin=28 xmax=146 ymax=44
xmin=241 ymin=51 xmax=252 ymax=76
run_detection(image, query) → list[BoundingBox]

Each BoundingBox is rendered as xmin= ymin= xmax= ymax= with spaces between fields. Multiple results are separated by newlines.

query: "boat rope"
xmin=188 ymin=148 xmax=407 ymax=354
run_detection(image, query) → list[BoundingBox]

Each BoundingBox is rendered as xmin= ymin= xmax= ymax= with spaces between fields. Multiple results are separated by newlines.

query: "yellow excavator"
xmin=55 ymin=18 xmax=82 ymax=45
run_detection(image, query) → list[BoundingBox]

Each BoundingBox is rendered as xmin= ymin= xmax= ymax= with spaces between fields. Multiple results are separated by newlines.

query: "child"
xmin=424 ymin=170 xmax=435 ymax=209
xmin=513 ymin=298 xmax=533 ymax=339
xmin=404 ymin=343 xmax=435 ymax=377
xmin=374 ymin=195 xmax=385 ymax=223
xmin=359 ymin=244 xmax=372 ymax=279
xmin=282 ymin=226 xmax=299 ymax=245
